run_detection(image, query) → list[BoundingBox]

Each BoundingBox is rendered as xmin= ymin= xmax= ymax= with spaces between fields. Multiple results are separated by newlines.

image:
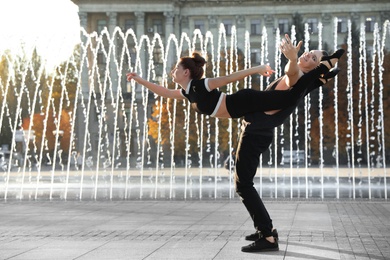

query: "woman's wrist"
xmin=258 ymin=65 xmax=267 ymax=73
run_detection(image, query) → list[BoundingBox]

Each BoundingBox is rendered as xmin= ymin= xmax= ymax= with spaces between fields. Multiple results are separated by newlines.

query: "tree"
xmin=0 ymin=45 xmax=80 ymax=164
xmin=0 ymin=48 xmax=47 ymax=148
xmin=22 ymin=109 xmax=72 ymax=153
xmin=310 ymin=23 xmax=390 ymax=166
xmin=0 ymin=51 xmax=13 ymax=146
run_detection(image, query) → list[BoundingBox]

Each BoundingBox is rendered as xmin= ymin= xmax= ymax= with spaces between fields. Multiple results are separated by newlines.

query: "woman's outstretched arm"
xmin=207 ymin=64 xmax=274 ymax=90
xmin=280 ymin=34 xmax=303 ymax=88
xmin=126 ymin=72 xmax=184 ymax=99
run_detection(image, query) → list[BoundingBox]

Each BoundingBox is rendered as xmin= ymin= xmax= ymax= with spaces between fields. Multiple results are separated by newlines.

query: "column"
xmin=106 ymin=12 xmax=118 ymax=154
xmin=135 ymin=11 xmax=145 ymax=38
xmin=107 ymin=12 xmax=118 ymax=97
xmin=164 ymin=11 xmax=175 ymax=69
xmin=208 ymin=15 xmax=219 ymax=56
xmin=134 ymin=11 xmax=146 ymax=100
xmin=350 ymin=12 xmax=361 ymax=27
xmin=133 ymin=11 xmax=147 ymax=168
xmin=321 ymin=13 xmax=333 ymax=52
xmin=380 ymin=11 xmax=390 ymax=25
xmin=77 ymin=12 xmax=89 ymax=155
xmin=180 ymin=16 xmax=189 ymax=36
xmin=235 ymin=15 xmax=246 ymax=55
xmin=79 ymin=12 xmax=89 ymax=97
xmin=264 ymin=14 xmax=275 ymax=68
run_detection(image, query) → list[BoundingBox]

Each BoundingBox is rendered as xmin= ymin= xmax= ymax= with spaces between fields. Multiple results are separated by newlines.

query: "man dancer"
xmin=237 ymin=35 xmax=343 ymax=252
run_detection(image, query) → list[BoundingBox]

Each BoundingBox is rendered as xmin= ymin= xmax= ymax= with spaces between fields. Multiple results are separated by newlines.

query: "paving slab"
xmin=0 ymin=199 xmax=389 ymax=260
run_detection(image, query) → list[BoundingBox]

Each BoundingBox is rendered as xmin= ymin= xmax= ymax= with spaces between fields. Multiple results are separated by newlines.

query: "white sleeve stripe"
xmin=204 ymin=78 xmax=211 ymax=92
xmin=210 ymin=93 xmax=225 ymax=117
xmin=180 ymin=89 xmax=186 ymax=98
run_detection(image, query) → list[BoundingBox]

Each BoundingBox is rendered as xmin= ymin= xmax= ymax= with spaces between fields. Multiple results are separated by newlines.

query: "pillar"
xmin=77 ymin=11 xmax=89 ymax=155
xmin=235 ymin=15 xmax=246 ymax=56
xmin=164 ymin=11 xmax=175 ymax=69
xmin=107 ymin=12 xmax=118 ymax=97
xmin=134 ymin=11 xmax=146 ymax=100
xmin=321 ymin=13 xmax=333 ymax=51
xmin=264 ymin=14 xmax=276 ymax=68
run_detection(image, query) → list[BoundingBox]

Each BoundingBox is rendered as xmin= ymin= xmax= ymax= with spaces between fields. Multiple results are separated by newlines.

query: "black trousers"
xmin=235 ymin=130 xmax=274 ymax=237
xmin=226 ymin=63 xmax=329 ymax=118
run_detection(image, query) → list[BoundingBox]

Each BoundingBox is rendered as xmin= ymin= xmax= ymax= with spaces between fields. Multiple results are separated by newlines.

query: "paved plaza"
xmin=0 ymin=199 xmax=389 ymax=259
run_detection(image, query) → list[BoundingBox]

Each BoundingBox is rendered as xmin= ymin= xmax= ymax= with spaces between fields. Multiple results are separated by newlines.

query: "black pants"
xmin=226 ymin=63 xmax=329 ymax=118
xmin=235 ymin=130 xmax=274 ymax=237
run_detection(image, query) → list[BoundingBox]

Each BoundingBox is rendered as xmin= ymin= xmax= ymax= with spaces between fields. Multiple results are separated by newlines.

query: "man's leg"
xmin=235 ymin=131 xmax=274 ymax=237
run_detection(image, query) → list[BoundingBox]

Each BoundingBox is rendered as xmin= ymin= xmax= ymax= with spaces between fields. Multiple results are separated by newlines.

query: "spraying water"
xmin=0 ymin=20 xmax=389 ymax=200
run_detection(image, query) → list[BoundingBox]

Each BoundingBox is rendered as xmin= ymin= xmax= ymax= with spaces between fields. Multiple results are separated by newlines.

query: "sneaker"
xmin=245 ymin=231 xmax=261 ymax=241
xmin=241 ymin=237 xmax=279 ymax=252
xmin=320 ymin=67 xmax=341 ymax=83
xmin=245 ymin=229 xmax=278 ymax=241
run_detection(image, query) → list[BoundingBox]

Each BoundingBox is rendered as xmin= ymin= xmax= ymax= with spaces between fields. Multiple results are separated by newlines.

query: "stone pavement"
xmin=0 ymin=199 xmax=389 ymax=260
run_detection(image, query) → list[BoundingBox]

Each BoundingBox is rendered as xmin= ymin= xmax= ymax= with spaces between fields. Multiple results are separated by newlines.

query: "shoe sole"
xmin=241 ymin=247 xmax=279 ymax=253
xmin=245 ymin=237 xmax=259 ymax=241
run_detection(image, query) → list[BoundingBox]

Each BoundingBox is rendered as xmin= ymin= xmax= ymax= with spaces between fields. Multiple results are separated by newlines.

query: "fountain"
xmin=0 ymin=18 xmax=389 ymax=201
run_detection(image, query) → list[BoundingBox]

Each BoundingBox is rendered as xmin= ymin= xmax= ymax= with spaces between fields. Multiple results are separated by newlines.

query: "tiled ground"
xmin=0 ymin=199 xmax=389 ymax=259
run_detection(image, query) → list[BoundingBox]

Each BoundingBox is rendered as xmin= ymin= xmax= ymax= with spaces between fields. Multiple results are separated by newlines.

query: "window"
xmin=194 ymin=20 xmax=205 ymax=33
xmin=365 ymin=17 xmax=375 ymax=32
xmin=97 ymin=52 xmax=106 ymax=65
xmin=222 ymin=19 xmax=233 ymax=35
xmin=124 ymin=19 xmax=135 ymax=32
xmin=251 ymin=49 xmax=261 ymax=64
xmin=366 ymin=46 xmax=373 ymax=61
xmin=306 ymin=18 xmax=318 ymax=33
xmin=153 ymin=19 xmax=163 ymax=34
xmin=337 ymin=17 xmax=347 ymax=33
xmin=278 ymin=19 xmax=289 ymax=34
xmin=97 ymin=19 xmax=107 ymax=33
xmin=250 ymin=19 xmax=261 ymax=35
xmin=125 ymin=82 xmax=132 ymax=94
xmin=153 ymin=48 xmax=163 ymax=64
xmin=125 ymin=47 xmax=137 ymax=66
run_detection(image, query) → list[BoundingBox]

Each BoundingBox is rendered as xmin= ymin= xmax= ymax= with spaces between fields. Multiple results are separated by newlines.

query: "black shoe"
xmin=241 ymin=237 xmax=279 ymax=253
xmin=321 ymin=49 xmax=345 ymax=67
xmin=272 ymin=229 xmax=278 ymax=242
xmin=245 ymin=229 xmax=279 ymax=241
xmin=320 ymin=67 xmax=340 ymax=82
xmin=245 ymin=231 xmax=261 ymax=241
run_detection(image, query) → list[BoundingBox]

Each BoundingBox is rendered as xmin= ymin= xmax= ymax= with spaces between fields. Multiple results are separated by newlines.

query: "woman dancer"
xmin=126 ymin=35 xmax=344 ymax=118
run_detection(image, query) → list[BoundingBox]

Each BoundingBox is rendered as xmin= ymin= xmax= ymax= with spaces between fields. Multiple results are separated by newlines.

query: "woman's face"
xmin=171 ymin=63 xmax=188 ymax=83
xmin=298 ymin=50 xmax=323 ymax=73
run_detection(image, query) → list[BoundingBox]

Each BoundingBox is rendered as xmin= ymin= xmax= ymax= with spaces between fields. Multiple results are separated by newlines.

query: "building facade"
xmin=72 ymin=0 xmax=390 ymax=97
xmin=70 ymin=0 xmax=390 ymax=166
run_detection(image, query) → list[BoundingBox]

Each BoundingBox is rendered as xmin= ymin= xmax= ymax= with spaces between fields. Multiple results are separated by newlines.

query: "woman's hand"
xmin=258 ymin=64 xmax=275 ymax=77
xmin=126 ymin=72 xmax=140 ymax=82
xmin=280 ymin=34 xmax=302 ymax=61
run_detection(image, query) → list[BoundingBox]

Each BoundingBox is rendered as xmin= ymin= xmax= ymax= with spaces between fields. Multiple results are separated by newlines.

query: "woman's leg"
xmin=225 ymin=62 xmax=337 ymax=118
xmin=225 ymin=88 xmax=298 ymax=118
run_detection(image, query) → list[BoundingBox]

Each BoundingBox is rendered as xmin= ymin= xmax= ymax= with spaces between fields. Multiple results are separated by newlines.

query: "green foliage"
xmin=0 ymin=45 xmax=80 ymax=156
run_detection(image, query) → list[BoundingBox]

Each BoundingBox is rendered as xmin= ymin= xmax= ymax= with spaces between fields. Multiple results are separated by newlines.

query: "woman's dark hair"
xmin=321 ymin=50 xmax=328 ymax=57
xmin=179 ymin=52 xmax=206 ymax=80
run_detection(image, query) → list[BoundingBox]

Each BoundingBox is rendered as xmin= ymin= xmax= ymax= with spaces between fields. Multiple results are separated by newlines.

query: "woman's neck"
xmin=179 ymin=78 xmax=192 ymax=90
